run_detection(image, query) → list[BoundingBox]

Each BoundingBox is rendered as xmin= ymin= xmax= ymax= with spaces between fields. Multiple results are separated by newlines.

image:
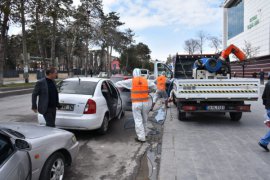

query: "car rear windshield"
xmin=58 ymin=80 xmax=97 ymax=95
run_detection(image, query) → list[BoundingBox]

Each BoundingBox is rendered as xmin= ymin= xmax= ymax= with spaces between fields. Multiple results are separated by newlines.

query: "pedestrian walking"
xmin=233 ymin=72 xmax=237 ymax=77
xmin=32 ymin=67 xmax=61 ymax=127
xmin=115 ymin=68 xmax=155 ymax=142
xmin=258 ymin=79 xmax=270 ymax=151
xmin=259 ymin=69 xmax=265 ymax=85
xmin=151 ymin=71 xmax=170 ymax=110
xmin=90 ymin=69 xmax=93 ymax=77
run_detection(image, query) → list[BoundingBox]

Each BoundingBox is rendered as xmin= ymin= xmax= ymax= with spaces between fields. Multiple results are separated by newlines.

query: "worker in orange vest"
xmin=151 ymin=71 xmax=169 ymax=110
xmin=116 ymin=68 xmax=155 ymax=142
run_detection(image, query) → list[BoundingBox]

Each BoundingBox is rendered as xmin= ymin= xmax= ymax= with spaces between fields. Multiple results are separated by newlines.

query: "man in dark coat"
xmin=32 ymin=67 xmax=61 ymax=127
xmin=258 ymin=79 xmax=270 ymax=151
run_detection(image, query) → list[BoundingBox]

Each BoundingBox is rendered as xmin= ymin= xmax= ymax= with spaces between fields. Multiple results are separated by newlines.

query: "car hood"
xmin=0 ymin=122 xmax=69 ymax=139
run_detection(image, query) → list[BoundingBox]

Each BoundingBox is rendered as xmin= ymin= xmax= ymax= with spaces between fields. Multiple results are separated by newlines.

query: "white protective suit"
xmin=115 ymin=69 xmax=156 ymax=141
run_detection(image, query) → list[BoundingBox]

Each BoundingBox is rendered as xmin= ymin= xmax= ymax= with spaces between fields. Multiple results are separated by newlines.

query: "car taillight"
xmin=182 ymin=105 xmax=196 ymax=111
xmin=84 ymin=99 xmax=96 ymax=114
xmin=236 ymin=105 xmax=250 ymax=111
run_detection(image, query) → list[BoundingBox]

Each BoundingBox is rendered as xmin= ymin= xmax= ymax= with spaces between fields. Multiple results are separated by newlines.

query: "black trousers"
xmin=43 ymin=107 xmax=56 ymax=127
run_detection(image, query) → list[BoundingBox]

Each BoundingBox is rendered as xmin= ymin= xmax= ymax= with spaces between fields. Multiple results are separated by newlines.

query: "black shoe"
xmin=134 ymin=137 xmax=146 ymax=143
xmin=258 ymin=142 xmax=269 ymax=152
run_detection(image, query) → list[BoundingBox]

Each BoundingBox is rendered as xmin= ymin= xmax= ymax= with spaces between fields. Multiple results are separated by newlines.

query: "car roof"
xmin=63 ymin=77 xmax=105 ymax=82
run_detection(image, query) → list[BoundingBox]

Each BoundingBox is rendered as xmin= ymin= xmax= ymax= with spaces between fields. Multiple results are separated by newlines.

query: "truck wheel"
xmin=230 ymin=112 xmax=242 ymax=121
xmin=178 ymin=112 xmax=186 ymax=121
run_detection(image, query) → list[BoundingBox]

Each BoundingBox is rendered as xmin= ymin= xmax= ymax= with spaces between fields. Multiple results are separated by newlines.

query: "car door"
xmin=105 ymin=81 xmax=120 ymax=119
xmin=107 ymin=81 xmax=122 ymax=118
xmin=0 ymin=134 xmax=31 ymax=180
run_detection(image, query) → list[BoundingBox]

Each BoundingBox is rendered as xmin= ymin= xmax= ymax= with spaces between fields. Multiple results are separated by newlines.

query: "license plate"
xmin=207 ymin=105 xmax=225 ymax=111
xmin=60 ymin=104 xmax=74 ymax=111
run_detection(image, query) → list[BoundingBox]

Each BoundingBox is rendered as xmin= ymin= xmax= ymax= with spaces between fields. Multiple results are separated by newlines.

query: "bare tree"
xmin=197 ymin=31 xmax=207 ymax=54
xmin=208 ymin=36 xmax=222 ymax=53
xmin=183 ymin=39 xmax=199 ymax=55
xmin=242 ymin=40 xmax=259 ymax=58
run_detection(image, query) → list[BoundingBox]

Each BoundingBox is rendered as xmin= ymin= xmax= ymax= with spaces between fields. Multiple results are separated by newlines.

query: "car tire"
xmin=40 ymin=152 xmax=65 ymax=180
xmin=230 ymin=112 xmax=242 ymax=121
xmin=98 ymin=115 xmax=109 ymax=135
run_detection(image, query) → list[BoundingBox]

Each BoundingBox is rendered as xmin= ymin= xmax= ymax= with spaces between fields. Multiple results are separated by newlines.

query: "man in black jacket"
xmin=258 ymin=80 xmax=270 ymax=151
xmin=32 ymin=67 xmax=61 ymax=127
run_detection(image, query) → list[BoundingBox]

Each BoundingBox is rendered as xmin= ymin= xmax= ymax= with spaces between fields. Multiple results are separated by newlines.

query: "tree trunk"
xmin=0 ymin=37 xmax=4 ymax=85
xmin=35 ymin=5 xmax=45 ymax=67
xmin=51 ymin=16 xmax=57 ymax=67
xmin=21 ymin=0 xmax=29 ymax=83
xmin=0 ymin=1 xmax=11 ymax=85
xmin=109 ymin=46 xmax=113 ymax=75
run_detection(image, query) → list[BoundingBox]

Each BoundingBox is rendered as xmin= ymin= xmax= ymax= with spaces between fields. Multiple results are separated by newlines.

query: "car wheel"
xmin=40 ymin=152 xmax=65 ymax=180
xmin=230 ymin=112 xmax=242 ymax=121
xmin=98 ymin=115 xmax=109 ymax=135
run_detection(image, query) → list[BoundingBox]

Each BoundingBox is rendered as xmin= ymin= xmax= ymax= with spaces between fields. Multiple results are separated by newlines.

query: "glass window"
xmin=0 ymin=133 xmax=14 ymax=166
xmin=227 ymin=0 xmax=244 ymax=39
xmin=58 ymin=80 xmax=97 ymax=95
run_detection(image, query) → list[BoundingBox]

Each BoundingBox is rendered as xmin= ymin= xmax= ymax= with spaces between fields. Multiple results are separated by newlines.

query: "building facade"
xmin=223 ymin=0 xmax=270 ymax=57
xmin=223 ymin=0 xmax=270 ymax=78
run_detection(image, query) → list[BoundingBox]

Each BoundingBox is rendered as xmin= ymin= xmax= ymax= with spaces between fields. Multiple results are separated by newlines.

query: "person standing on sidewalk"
xmin=258 ymin=79 xmax=270 ymax=151
xmin=259 ymin=69 xmax=265 ymax=85
xmin=116 ymin=68 xmax=155 ymax=142
xmin=32 ymin=67 xmax=61 ymax=127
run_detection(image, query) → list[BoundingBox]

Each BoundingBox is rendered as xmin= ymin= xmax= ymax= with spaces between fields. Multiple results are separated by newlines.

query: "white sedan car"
xmin=38 ymin=78 xmax=124 ymax=134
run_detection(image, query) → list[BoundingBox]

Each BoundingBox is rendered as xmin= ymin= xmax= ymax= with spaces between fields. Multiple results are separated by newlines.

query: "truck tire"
xmin=178 ymin=111 xmax=186 ymax=121
xmin=230 ymin=112 xmax=242 ymax=121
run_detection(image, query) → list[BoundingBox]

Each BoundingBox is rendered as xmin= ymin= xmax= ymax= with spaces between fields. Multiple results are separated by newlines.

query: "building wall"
xmin=224 ymin=0 xmax=270 ymax=57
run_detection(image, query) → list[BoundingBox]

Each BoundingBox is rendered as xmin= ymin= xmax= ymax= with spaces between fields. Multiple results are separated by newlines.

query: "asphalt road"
xmin=0 ymin=93 xmax=161 ymax=180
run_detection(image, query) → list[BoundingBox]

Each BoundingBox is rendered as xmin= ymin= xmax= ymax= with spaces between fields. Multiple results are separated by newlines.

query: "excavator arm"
xmin=219 ymin=44 xmax=246 ymax=62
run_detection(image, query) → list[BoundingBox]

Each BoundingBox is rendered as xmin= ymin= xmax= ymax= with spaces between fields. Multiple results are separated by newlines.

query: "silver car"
xmin=0 ymin=122 xmax=79 ymax=180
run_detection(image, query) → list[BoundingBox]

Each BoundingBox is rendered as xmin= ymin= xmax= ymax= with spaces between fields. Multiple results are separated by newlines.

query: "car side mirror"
xmin=15 ymin=139 xmax=31 ymax=151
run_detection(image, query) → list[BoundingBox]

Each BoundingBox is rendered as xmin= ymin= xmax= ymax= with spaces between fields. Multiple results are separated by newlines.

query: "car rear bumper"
xmin=38 ymin=114 xmax=103 ymax=130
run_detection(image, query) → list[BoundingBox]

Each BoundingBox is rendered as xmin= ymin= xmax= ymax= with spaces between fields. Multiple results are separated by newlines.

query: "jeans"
xmin=259 ymin=109 xmax=270 ymax=146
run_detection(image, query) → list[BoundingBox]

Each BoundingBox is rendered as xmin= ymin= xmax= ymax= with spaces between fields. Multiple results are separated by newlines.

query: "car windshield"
xmin=0 ymin=133 xmax=14 ymax=166
xmin=110 ymin=77 xmax=124 ymax=83
xmin=58 ymin=80 xmax=97 ymax=95
xmin=141 ymin=70 xmax=148 ymax=74
xmin=0 ymin=128 xmax=25 ymax=139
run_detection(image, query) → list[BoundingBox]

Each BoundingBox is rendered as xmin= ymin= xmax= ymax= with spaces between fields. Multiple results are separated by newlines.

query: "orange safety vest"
xmin=131 ymin=77 xmax=149 ymax=103
xmin=157 ymin=75 xmax=166 ymax=91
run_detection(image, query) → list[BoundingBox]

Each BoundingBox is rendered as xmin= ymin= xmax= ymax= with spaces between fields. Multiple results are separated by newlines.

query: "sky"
xmin=85 ymin=0 xmax=224 ymax=60
xmin=9 ymin=0 xmax=224 ymax=61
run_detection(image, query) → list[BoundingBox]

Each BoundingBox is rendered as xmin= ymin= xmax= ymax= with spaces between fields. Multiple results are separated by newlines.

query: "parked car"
xmin=0 ymin=122 xmax=79 ymax=180
xmin=97 ymin=72 xmax=109 ymax=78
xmin=38 ymin=77 xmax=124 ymax=134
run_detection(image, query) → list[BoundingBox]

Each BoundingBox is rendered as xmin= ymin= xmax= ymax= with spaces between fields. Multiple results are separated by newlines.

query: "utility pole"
xmin=21 ymin=0 xmax=29 ymax=83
